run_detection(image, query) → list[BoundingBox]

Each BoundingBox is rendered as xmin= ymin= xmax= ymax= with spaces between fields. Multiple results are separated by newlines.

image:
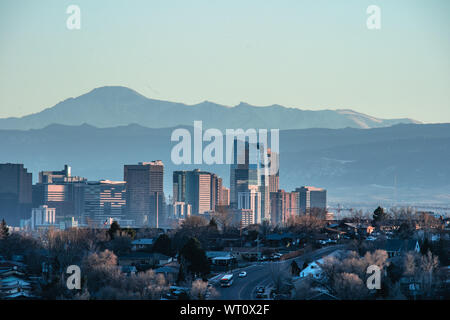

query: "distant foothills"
xmin=0 ymin=86 xmax=421 ymax=130
xmin=0 ymin=86 xmax=449 ymax=206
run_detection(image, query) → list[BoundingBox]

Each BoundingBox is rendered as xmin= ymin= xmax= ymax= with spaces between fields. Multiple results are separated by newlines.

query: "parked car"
xmin=239 ymin=271 xmax=247 ymax=278
xmin=320 ymin=239 xmax=337 ymax=245
xmin=163 ymin=286 xmax=190 ymax=300
xmin=273 ymin=293 xmax=290 ymax=300
xmin=272 ymin=253 xmax=282 ymax=260
xmin=256 ymin=286 xmax=265 ymax=298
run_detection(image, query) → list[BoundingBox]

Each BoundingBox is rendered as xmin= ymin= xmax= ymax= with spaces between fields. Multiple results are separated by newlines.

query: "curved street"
xmin=210 ymin=245 xmax=346 ymax=300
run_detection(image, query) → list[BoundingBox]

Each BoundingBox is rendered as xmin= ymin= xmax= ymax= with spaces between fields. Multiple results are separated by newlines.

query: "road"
xmin=209 ymin=245 xmax=346 ymax=300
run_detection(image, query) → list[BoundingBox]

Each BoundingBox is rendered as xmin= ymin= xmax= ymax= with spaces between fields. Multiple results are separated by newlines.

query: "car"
xmin=271 ymin=253 xmax=282 ymax=261
xmin=258 ymin=256 xmax=269 ymax=261
xmin=238 ymin=271 xmax=247 ymax=278
xmin=256 ymin=286 xmax=265 ymax=298
xmin=273 ymin=293 xmax=289 ymax=300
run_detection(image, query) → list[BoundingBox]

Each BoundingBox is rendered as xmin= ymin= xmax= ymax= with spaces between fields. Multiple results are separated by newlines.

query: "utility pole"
xmin=256 ymin=234 xmax=260 ymax=263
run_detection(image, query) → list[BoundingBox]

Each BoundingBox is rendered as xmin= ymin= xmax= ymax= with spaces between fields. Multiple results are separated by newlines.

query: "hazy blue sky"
xmin=0 ymin=0 xmax=449 ymax=123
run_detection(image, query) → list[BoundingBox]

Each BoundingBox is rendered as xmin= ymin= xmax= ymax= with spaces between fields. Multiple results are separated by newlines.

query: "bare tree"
xmin=270 ymin=263 xmax=293 ymax=296
xmin=83 ymin=249 xmax=121 ymax=295
xmin=288 ymin=215 xmax=325 ymax=236
xmin=403 ymin=252 xmax=418 ymax=278
xmin=333 ymin=272 xmax=369 ymax=300
xmin=190 ymin=279 xmax=208 ymax=300
xmin=319 ymin=250 xmax=388 ymax=300
xmin=213 ymin=206 xmax=234 ymax=232
xmin=293 ymin=277 xmax=318 ymax=300
xmin=181 ymin=216 xmax=209 ymax=230
xmin=420 ymin=250 xmax=439 ymax=298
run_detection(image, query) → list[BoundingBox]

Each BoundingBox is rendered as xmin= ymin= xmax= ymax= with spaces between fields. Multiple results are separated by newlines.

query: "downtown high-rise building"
xmin=32 ymin=165 xmax=86 ymax=223
xmin=39 ymin=165 xmax=72 ymax=183
xmin=173 ymin=169 xmax=220 ymax=215
xmin=295 ymin=186 xmax=327 ymax=215
xmin=231 ymin=208 xmax=255 ymax=229
xmin=270 ymin=189 xmax=299 ymax=226
xmin=0 ymin=163 xmax=32 ymax=226
xmin=267 ymin=149 xmax=280 ymax=193
xmin=237 ymin=185 xmax=261 ymax=222
xmin=83 ymin=180 xmax=127 ymax=226
xmin=219 ymin=185 xmax=230 ymax=206
xmin=124 ymin=161 xmax=164 ymax=227
xmin=30 ymin=205 xmax=56 ymax=230
xmin=230 ymin=139 xmax=270 ymax=224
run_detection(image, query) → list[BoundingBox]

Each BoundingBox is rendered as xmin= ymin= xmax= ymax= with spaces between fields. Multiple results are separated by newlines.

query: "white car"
xmin=238 ymin=271 xmax=247 ymax=278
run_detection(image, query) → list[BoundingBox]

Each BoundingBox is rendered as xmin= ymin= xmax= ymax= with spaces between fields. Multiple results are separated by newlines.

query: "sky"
xmin=0 ymin=0 xmax=449 ymax=123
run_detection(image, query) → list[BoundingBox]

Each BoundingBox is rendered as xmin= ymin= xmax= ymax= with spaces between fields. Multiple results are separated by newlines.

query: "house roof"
xmin=0 ymin=270 xmax=25 ymax=277
xmin=307 ymin=291 xmax=339 ymax=301
xmin=212 ymin=256 xmax=235 ymax=262
xmin=0 ymin=261 xmax=26 ymax=268
xmin=266 ymin=233 xmax=296 ymax=241
xmin=324 ymin=227 xmax=346 ymax=234
xmin=223 ymin=247 xmax=259 ymax=253
xmin=206 ymin=251 xmax=232 ymax=259
xmin=120 ymin=265 xmax=137 ymax=273
xmin=131 ymin=238 xmax=154 ymax=245
xmin=343 ymin=222 xmax=372 ymax=229
xmin=119 ymin=252 xmax=170 ymax=260
xmin=383 ymin=239 xmax=418 ymax=252
xmin=1 ymin=277 xmax=31 ymax=287
xmin=4 ymin=291 xmax=36 ymax=299
xmin=154 ymin=266 xmax=178 ymax=274
xmin=300 ymin=259 xmax=324 ymax=278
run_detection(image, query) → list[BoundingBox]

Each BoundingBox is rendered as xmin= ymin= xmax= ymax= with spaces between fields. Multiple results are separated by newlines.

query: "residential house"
xmin=118 ymin=252 xmax=172 ymax=268
xmin=154 ymin=264 xmax=179 ymax=282
xmin=265 ymin=232 xmax=300 ymax=247
xmin=382 ymin=239 xmax=420 ymax=258
xmin=131 ymin=238 xmax=154 ymax=251
xmin=342 ymin=222 xmax=374 ymax=237
xmin=222 ymin=247 xmax=261 ymax=261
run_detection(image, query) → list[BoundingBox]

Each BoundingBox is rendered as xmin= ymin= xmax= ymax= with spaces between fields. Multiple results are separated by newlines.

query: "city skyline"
xmin=0 ymin=152 xmax=325 ymax=228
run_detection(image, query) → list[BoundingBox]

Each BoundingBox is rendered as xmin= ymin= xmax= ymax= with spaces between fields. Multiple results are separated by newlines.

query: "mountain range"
xmin=0 ymin=122 xmax=449 ymax=206
xmin=0 ymin=86 xmax=420 ymax=130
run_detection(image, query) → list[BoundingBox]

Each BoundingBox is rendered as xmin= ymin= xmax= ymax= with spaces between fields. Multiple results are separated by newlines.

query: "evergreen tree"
xmin=107 ymin=221 xmax=121 ymax=240
xmin=302 ymin=261 xmax=309 ymax=271
xmin=153 ymin=234 xmax=172 ymax=256
xmin=396 ymin=221 xmax=415 ymax=239
xmin=122 ymin=227 xmax=136 ymax=239
xmin=290 ymin=260 xmax=301 ymax=276
xmin=421 ymin=238 xmax=432 ymax=255
xmin=177 ymin=263 xmax=186 ymax=284
xmin=373 ymin=206 xmax=388 ymax=223
xmin=179 ymin=237 xmax=210 ymax=277
xmin=208 ymin=217 xmax=218 ymax=230
xmin=0 ymin=219 xmax=9 ymax=239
